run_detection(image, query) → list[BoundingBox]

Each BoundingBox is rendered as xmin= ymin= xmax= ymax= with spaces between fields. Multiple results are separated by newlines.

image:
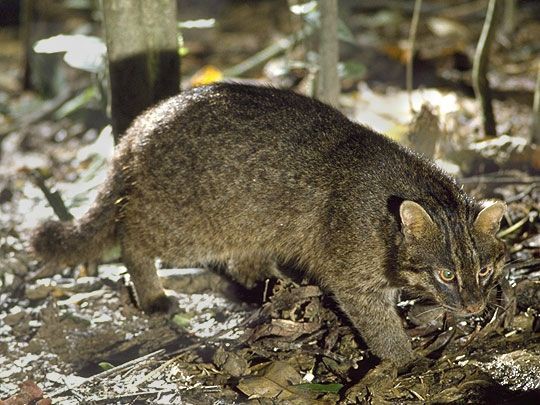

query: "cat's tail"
xmin=29 ymin=169 xmax=125 ymax=270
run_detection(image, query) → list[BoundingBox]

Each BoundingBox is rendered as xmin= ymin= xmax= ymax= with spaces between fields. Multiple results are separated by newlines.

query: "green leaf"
xmin=179 ymin=46 xmax=189 ymax=57
xmin=337 ymin=19 xmax=356 ymax=44
xmin=98 ymin=362 xmax=115 ymax=371
xmin=54 ymin=86 xmax=96 ymax=119
xmin=339 ymin=61 xmax=367 ymax=80
xmin=292 ymin=382 xmax=343 ymax=394
xmin=172 ymin=313 xmax=194 ymax=328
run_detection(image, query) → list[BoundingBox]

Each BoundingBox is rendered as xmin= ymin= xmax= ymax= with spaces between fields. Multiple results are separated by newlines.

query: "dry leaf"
xmin=237 ymin=361 xmax=328 ymax=403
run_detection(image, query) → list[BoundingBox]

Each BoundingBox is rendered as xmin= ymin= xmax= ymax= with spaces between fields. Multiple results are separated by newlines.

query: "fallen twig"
xmin=92 ymin=389 xmax=175 ymax=403
xmin=28 ymin=169 xmax=73 ymax=221
xmin=49 ymin=349 xmax=165 ymax=398
xmin=498 ymin=211 xmax=536 ymax=238
xmin=223 ymin=27 xmax=311 ymax=77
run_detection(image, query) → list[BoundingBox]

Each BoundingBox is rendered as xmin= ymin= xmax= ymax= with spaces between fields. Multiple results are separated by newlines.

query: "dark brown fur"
xmin=30 ymin=84 xmax=506 ymax=366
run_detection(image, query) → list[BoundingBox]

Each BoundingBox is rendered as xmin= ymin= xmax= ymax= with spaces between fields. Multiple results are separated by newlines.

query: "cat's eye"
xmin=479 ymin=266 xmax=492 ymax=277
xmin=438 ymin=269 xmax=455 ymax=282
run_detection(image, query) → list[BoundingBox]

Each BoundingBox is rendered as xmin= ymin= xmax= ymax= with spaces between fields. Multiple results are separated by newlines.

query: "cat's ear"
xmin=399 ymin=200 xmax=434 ymax=238
xmin=474 ymin=200 xmax=506 ymax=235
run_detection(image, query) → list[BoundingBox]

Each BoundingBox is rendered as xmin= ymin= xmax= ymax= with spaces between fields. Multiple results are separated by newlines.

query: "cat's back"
xmin=127 ymin=83 xmax=354 ymax=157
xmin=121 ymin=84 xmax=463 ymax=205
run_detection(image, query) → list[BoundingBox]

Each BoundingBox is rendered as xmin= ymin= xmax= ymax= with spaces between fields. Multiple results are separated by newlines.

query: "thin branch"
xmin=407 ymin=0 xmax=422 ymax=111
xmin=29 ymin=169 xmax=74 ymax=222
xmin=502 ymin=0 xmax=516 ymax=37
xmin=223 ymin=28 xmax=310 ymax=77
xmin=532 ymin=63 xmax=540 ymax=144
xmin=439 ymin=0 xmax=489 ymax=19
xmin=472 ymin=0 xmax=503 ymax=137
xmin=497 ymin=212 xmax=535 ymax=238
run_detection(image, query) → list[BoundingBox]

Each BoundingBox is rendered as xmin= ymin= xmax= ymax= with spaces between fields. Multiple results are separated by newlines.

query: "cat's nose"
xmin=465 ymin=303 xmax=484 ymax=314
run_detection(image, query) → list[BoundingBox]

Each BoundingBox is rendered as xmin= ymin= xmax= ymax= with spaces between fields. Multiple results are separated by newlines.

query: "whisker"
xmin=440 ymin=304 xmax=458 ymax=312
xmin=488 ymin=301 xmax=513 ymax=312
xmin=486 ymin=301 xmax=515 ymax=321
xmin=487 ymin=283 xmax=504 ymax=295
xmin=433 ymin=311 xmax=445 ymax=323
xmin=503 ymin=258 xmax=522 ymax=265
xmin=412 ymin=306 xmax=444 ymax=318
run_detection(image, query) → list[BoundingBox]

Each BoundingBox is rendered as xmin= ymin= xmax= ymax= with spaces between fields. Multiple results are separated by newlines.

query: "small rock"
xmin=478 ymin=350 xmax=540 ymax=391
xmin=4 ymin=257 xmax=28 ymax=276
xmin=28 ymin=320 xmax=41 ymax=328
xmin=93 ymin=313 xmax=112 ymax=323
xmin=4 ymin=310 xmax=26 ymax=326
xmin=26 ymin=284 xmax=54 ymax=301
xmin=1 ymin=272 xmax=16 ymax=288
xmin=26 ymin=339 xmax=45 ymax=354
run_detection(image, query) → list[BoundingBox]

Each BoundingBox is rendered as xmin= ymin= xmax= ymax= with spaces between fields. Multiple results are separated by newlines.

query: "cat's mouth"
xmin=442 ymin=303 xmax=486 ymax=317
xmin=411 ymin=290 xmax=487 ymax=317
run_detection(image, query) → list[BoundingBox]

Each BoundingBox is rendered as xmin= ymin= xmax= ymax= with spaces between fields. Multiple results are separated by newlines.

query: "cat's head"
xmin=396 ymin=199 xmax=507 ymax=316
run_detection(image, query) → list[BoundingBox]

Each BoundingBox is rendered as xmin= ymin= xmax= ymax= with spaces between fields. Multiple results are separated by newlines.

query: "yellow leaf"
xmin=190 ymin=65 xmax=223 ymax=87
xmin=385 ymin=123 xmax=409 ymax=143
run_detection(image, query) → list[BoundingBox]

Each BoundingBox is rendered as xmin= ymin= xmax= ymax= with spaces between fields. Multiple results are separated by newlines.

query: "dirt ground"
xmin=1 ymin=231 xmax=539 ymax=403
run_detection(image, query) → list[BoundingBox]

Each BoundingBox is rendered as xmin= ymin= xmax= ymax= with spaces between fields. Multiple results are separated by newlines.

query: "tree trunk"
xmin=102 ymin=0 xmax=180 ymax=142
xmin=316 ymin=0 xmax=339 ymax=107
xmin=19 ymin=0 xmax=32 ymax=90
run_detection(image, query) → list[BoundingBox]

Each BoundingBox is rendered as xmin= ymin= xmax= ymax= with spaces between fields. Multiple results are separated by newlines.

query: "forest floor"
xmin=1 ymin=1 xmax=540 ymax=404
